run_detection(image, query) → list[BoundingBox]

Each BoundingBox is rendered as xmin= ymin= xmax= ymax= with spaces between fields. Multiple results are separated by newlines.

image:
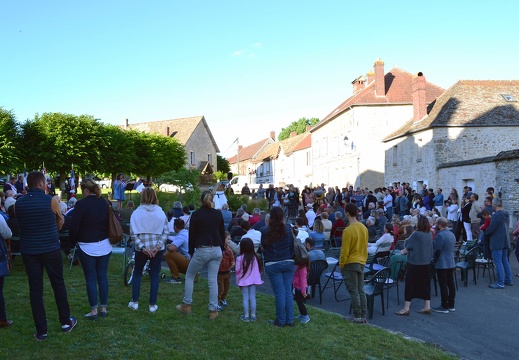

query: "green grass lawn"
xmin=1 ymin=256 xmax=455 ymax=360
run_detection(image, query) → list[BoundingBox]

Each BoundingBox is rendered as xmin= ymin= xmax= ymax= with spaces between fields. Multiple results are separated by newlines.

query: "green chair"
xmin=456 ymin=247 xmax=479 ymax=287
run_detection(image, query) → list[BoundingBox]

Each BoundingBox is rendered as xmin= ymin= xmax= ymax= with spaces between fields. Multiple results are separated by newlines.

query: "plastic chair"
xmin=359 ymin=268 xmax=391 ymax=319
xmin=456 ymin=247 xmax=479 ymax=287
xmin=384 ymin=260 xmax=404 ymax=308
xmin=308 ymin=260 xmax=329 ymax=304
xmin=430 ymin=260 xmax=438 ymax=296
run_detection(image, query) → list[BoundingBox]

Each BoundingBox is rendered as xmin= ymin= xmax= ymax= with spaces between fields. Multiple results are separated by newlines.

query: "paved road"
xmin=254 ymin=256 xmax=519 ymax=360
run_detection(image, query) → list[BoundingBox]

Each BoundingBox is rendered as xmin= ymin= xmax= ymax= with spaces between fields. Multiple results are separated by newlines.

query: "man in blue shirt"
xmin=433 ymin=188 xmax=444 ymax=216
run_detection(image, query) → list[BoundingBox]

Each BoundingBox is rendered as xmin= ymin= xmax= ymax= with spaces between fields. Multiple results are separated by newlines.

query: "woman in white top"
xmin=213 ymin=184 xmax=228 ymax=210
xmin=320 ymin=212 xmax=333 ymax=241
xmin=368 ymin=224 xmax=395 ymax=255
xmin=446 ymin=197 xmax=459 ymax=234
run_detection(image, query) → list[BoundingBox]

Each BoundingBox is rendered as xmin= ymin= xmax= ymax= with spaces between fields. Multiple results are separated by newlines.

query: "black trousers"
xmin=436 ymin=268 xmax=456 ymax=309
xmin=294 ymin=289 xmax=307 ymax=316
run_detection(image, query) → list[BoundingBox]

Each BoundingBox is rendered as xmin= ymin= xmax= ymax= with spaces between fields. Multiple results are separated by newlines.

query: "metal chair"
xmin=308 ymin=260 xmax=329 ymax=304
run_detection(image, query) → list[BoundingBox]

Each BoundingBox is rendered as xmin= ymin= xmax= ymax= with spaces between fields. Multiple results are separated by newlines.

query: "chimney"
xmin=374 ymin=58 xmax=385 ymax=97
xmin=166 ymin=126 xmax=170 ymax=136
xmin=125 ymin=118 xmax=129 ymax=128
xmin=412 ymin=72 xmax=427 ymax=123
xmin=238 ymin=145 xmax=243 ymax=152
xmin=366 ymin=70 xmax=375 ymax=85
xmin=270 ymin=131 xmax=275 ymax=140
xmin=290 ymin=131 xmax=297 ymax=137
xmin=351 ymin=76 xmax=365 ymax=95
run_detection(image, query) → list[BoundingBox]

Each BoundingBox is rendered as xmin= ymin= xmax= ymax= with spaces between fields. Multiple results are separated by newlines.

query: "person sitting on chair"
xmin=305 ymin=237 xmax=326 ymax=262
xmin=164 ymin=219 xmax=193 ymax=284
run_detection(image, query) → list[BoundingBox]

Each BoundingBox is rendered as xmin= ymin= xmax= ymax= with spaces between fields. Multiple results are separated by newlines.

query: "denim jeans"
xmin=241 ymin=285 xmax=257 ymax=317
xmin=386 ymin=207 xmax=393 ymax=220
xmin=77 ymin=247 xmax=111 ymax=309
xmin=132 ymin=250 xmax=164 ymax=305
xmin=183 ymin=247 xmax=222 ymax=311
xmin=492 ymin=249 xmax=513 ymax=286
xmin=265 ymin=260 xmax=295 ymax=325
xmin=0 ymin=276 xmax=6 ymax=321
xmin=22 ymin=249 xmax=71 ymax=335
xmin=341 ymin=263 xmax=367 ymax=319
xmin=436 ymin=268 xmax=456 ymax=309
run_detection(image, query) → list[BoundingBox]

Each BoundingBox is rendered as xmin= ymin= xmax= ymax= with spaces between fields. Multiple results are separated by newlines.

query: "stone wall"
xmin=185 ymin=121 xmax=218 ymax=171
xmin=496 ymin=159 xmax=519 ymax=227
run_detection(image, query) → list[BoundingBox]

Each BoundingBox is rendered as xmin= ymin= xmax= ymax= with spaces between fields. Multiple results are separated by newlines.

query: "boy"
xmin=217 ymin=232 xmax=235 ymax=311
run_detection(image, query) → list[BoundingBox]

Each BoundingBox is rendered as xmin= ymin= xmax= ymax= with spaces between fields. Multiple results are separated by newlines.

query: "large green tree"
xmin=97 ymin=125 xmax=137 ymax=184
xmin=278 ymin=117 xmax=319 ymax=141
xmin=0 ymin=108 xmax=21 ymax=173
xmin=217 ymin=154 xmax=230 ymax=173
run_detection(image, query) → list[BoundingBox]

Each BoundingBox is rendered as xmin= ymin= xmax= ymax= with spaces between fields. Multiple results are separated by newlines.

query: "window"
xmin=306 ymin=151 xmax=310 ymax=166
xmin=501 ymin=94 xmax=517 ymax=102
xmin=190 ymin=151 xmax=195 ymax=166
xmin=392 ymin=146 xmax=398 ymax=166
xmin=417 ymin=138 xmax=422 ymax=162
xmin=207 ymin=153 xmax=212 ymax=164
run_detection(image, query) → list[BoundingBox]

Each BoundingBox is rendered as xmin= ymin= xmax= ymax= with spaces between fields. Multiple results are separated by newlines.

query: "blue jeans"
xmin=265 ymin=260 xmax=295 ymax=325
xmin=132 ymin=250 xmax=164 ymax=305
xmin=0 ymin=276 xmax=6 ymax=321
xmin=183 ymin=247 xmax=222 ymax=311
xmin=386 ymin=207 xmax=393 ymax=220
xmin=22 ymin=249 xmax=71 ymax=335
xmin=492 ymin=249 xmax=513 ymax=286
xmin=77 ymin=247 xmax=111 ymax=309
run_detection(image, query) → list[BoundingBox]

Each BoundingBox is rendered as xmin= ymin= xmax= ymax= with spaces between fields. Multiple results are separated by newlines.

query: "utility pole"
xmin=236 ymin=137 xmax=240 ymax=175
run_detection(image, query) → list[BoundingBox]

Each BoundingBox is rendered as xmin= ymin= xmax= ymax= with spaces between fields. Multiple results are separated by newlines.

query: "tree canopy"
xmin=0 ymin=108 xmax=21 ymax=173
xmin=278 ymin=117 xmax=319 ymax=141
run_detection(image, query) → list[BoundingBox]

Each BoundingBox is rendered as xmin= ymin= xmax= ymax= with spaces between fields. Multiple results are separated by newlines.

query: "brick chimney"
xmin=306 ymin=125 xmax=311 ymax=132
xmin=412 ymin=72 xmax=427 ymax=123
xmin=290 ymin=131 xmax=297 ymax=137
xmin=374 ymin=58 xmax=385 ymax=97
xmin=125 ymin=118 xmax=129 ymax=128
xmin=352 ymin=76 xmax=365 ymax=95
xmin=366 ymin=70 xmax=375 ymax=85
xmin=270 ymin=131 xmax=275 ymax=140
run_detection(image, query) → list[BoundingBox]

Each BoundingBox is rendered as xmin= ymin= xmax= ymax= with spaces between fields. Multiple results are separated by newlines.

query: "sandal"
xmin=395 ymin=309 xmax=410 ymax=316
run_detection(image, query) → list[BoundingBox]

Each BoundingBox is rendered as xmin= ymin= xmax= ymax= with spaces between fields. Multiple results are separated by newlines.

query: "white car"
xmin=95 ymin=179 xmax=112 ymax=189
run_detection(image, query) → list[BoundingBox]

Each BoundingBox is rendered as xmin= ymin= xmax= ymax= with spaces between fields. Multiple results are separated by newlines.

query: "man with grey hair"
xmin=484 ymin=197 xmax=513 ymax=289
xmin=252 ymin=210 xmax=267 ymax=230
xmin=220 ymin=203 xmax=232 ymax=231
xmin=249 ymin=208 xmax=261 ymax=226
xmin=432 ymin=217 xmax=456 ymax=313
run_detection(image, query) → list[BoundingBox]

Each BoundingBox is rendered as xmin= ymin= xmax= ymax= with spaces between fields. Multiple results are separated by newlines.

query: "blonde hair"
xmin=321 ymin=212 xmax=329 ymax=220
xmin=140 ymin=187 xmax=159 ymax=205
xmin=80 ymin=178 xmax=101 ymax=197
xmin=313 ymin=219 xmax=324 ymax=233
xmin=201 ymin=190 xmax=214 ymax=208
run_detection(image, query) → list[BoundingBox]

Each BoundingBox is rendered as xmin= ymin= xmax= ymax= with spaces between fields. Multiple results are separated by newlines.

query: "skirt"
xmin=404 ymin=263 xmax=431 ymax=301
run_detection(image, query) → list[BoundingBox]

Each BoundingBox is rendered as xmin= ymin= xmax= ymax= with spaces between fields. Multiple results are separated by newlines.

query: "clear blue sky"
xmin=1 ymin=1 xmax=518 ymax=158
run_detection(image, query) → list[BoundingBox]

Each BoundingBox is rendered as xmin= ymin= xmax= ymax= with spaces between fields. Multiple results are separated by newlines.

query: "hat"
xmin=241 ymin=213 xmax=250 ymax=221
xmin=306 ymin=203 xmax=313 ymax=208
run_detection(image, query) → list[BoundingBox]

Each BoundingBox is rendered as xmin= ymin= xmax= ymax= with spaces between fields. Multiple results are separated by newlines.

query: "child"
xmin=293 ymin=258 xmax=310 ymax=324
xmin=217 ymin=232 xmax=235 ymax=311
xmin=235 ymin=238 xmax=263 ymax=322
xmin=479 ymin=209 xmax=492 ymax=259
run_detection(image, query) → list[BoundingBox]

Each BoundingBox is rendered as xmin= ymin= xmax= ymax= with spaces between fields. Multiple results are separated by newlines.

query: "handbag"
xmin=107 ymin=201 xmax=124 ymax=245
xmin=0 ymin=235 xmax=9 ymax=277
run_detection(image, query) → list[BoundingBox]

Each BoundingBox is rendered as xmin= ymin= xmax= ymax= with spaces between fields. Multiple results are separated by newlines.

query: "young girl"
xmin=217 ymin=232 xmax=235 ymax=310
xmin=293 ymin=258 xmax=310 ymax=324
xmin=235 ymin=238 xmax=263 ymax=322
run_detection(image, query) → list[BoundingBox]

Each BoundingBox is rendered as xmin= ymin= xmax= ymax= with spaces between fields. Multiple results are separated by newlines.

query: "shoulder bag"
xmin=107 ymin=200 xmax=124 ymax=245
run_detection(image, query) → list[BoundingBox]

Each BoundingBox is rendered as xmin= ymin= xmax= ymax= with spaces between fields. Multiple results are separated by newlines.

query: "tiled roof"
xmin=252 ymin=132 xmax=311 ymax=162
xmin=254 ymin=142 xmax=280 ymax=162
xmin=280 ymin=132 xmax=310 ymax=156
xmin=384 ymin=80 xmax=519 ymax=141
xmin=313 ymin=67 xmax=445 ymax=131
xmin=438 ymin=148 xmax=519 ymax=169
xmin=292 ymin=133 xmax=311 ymax=152
xmin=122 ymin=116 xmax=220 ymax=152
xmin=227 ymin=137 xmax=273 ymax=164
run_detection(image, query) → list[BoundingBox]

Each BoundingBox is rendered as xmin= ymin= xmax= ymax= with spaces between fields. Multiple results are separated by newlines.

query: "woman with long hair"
xmin=395 ymin=215 xmax=434 ymax=316
xmin=70 ymin=178 xmax=112 ymax=319
xmin=128 ymin=188 xmax=167 ymax=313
xmin=308 ymin=219 xmax=325 ymax=249
xmin=113 ymin=173 xmax=126 ymax=211
xmin=177 ymin=191 xmax=225 ymax=320
xmin=260 ymin=206 xmax=295 ymax=327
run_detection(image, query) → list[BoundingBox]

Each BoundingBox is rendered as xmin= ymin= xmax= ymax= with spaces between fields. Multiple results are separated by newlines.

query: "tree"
xmin=217 ymin=154 xmax=230 ymax=173
xmin=0 ymin=108 xmax=21 ymax=173
xmin=278 ymin=117 xmax=319 ymax=141
xmin=97 ymin=124 xmax=137 ymax=184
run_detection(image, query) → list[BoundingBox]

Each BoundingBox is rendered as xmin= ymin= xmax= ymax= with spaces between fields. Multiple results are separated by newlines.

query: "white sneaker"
xmin=128 ymin=301 xmax=138 ymax=310
xmin=149 ymin=305 xmax=158 ymax=313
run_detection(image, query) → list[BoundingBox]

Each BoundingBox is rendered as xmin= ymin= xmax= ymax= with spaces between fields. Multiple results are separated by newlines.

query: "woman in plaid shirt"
xmin=128 ymin=188 xmax=168 ymax=313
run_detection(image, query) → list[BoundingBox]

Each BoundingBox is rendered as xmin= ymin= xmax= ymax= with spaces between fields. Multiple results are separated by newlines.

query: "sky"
xmin=1 ymin=1 xmax=519 ymax=159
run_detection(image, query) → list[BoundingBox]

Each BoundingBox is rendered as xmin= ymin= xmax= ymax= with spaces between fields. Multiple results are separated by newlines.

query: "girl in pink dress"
xmin=235 ymin=238 xmax=263 ymax=322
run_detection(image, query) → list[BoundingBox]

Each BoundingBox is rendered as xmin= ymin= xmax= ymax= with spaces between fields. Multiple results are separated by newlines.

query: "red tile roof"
xmin=292 ymin=133 xmax=311 ymax=152
xmin=227 ymin=137 xmax=273 ymax=164
xmin=384 ymin=80 xmax=519 ymax=141
xmin=313 ymin=67 xmax=445 ymax=131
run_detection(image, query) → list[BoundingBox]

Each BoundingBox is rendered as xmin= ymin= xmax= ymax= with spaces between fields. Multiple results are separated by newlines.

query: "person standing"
xmin=113 ymin=173 xmax=126 ymax=211
xmin=69 ymin=179 xmax=112 ymax=319
xmin=177 ymin=191 xmax=225 ymax=320
xmin=260 ymin=206 xmax=295 ymax=327
xmin=14 ymin=171 xmax=77 ymax=341
xmin=433 ymin=188 xmax=444 ymax=216
xmin=340 ymin=203 xmax=368 ymax=324
xmin=128 ymin=188 xmax=168 ymax=312
xmin=431 ymin=217 xmax=456 ymax=314
xmin=0 ymin=215 xmax=13 ymax=328
xmin=485 ymin=198 xmax=513 ymax=289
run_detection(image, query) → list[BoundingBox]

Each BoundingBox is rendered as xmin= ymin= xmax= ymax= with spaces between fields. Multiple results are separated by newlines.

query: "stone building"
xmin=122 ymin=116 xmax=219 ymax=171
xmin=384 ymin=79 xmax=519 ymax=224
xmin=227 ymin=132 xmax=276 ymax=182
xmin=311 ymin=59 xmax=444 ymax=190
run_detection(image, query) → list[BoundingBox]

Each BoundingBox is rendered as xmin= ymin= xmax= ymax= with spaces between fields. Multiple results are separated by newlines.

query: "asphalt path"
xmin=186 ymin=255 xmax=519 ymax=360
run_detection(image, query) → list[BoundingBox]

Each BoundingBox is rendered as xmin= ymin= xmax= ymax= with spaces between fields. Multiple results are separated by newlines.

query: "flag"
xmin=70 ymin=166 xmax=76 ymax=197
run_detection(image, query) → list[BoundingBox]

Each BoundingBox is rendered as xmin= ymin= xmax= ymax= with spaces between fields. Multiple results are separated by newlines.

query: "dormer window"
xmin=501 ymin=94 xmax=517 ymax=102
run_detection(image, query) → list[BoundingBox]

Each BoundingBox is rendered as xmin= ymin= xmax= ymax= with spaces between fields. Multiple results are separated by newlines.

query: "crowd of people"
xmin=1 ymin=174 xmax=518 ymax=337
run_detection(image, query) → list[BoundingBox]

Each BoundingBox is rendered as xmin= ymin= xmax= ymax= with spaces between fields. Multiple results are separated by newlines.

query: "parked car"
xmin=159 ymin=182 xmax=194 ymax=193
